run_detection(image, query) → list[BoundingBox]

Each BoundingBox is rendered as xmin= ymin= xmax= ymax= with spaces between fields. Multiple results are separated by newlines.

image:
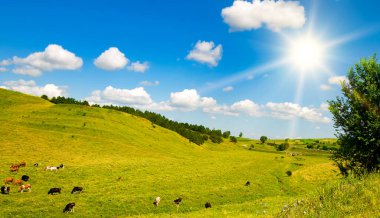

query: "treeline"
xmin=43 ymin=95 xmax=231 ymax=145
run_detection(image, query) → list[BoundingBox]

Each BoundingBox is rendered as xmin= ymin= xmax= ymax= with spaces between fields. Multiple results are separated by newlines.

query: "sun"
xmin=288 ymin=36 xmax=325 ymax=72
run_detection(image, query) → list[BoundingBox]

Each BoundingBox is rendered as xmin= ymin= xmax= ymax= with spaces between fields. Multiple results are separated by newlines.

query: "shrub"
xmin=286 ymin=170 xmax=292 ymax=176
xmin=249 ymin=144 xmax=255 ymax=150
xmin=230 ymin=136 xmax=237 ymax=143
xmin=277 ymin=142 xmax=290 ymax=151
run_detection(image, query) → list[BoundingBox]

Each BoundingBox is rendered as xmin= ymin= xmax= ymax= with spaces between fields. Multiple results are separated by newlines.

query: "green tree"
xmin=230 ymin=136 xmax=237 ymax=143
xmin=276 ymin=142 xmax=290 ymax=151
xmin=328 ymin=55 xmax=380 ymax=175
xmin=222 ymin=131 xmax=231 ymax=139
xmin=41 ymin=95 xmax=49 ymax=101
xmin=260 ymin=136 xmax=268 ymax=144
xmin=239 ymin=132 xmax=243 ymax=137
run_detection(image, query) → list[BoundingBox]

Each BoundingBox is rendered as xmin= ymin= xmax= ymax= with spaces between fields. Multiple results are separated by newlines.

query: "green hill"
xmin=0 ymin=88 xmax=376 ymax=217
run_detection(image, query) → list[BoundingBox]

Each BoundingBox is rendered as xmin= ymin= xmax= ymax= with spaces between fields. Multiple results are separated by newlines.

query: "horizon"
xmin=1 ymin=0 xmax=380 ymax=139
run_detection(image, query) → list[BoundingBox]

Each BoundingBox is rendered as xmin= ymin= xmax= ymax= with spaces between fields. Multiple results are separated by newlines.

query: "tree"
xmin=328 ymin=55 xmax=380 ymax=175
xmin=222 ymin=131 xmax=231 ymax=139
xmin=230 ymin=136 xmax=237 ymax=143
xmin=260 ymin=136 xmax=268 ymax=144
xmin=41 ymin=95 xmax=49 ymax=100
xmin=239 ymin=132 xmax=243 ymax=137
xmin=277 ymin=142 xmax=289 ymax=151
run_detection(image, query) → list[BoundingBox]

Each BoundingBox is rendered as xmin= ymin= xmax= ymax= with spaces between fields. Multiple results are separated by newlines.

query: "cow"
xmin=19 ymin=161 xmax=26 ymax=167
xmin=245 ymin=181 xmax=251 ymax=186
xmin=63 ymin=203 xmax=75 ymax=213
xmin=1 ymin=186 xmax=10 ymax=194
xmin=10 ymin=166 xmax=19 ymax=172
xmin=174 ymin=197 xmax=182 ymax=210
xmin=21 ymin=175 xmax=29 ymax=182
xmin=13 ymin=179 xmax=23 ymax=186
xmin=4 ymin=177 xmax=13 ymax=184
xmin=59 ymin=164 xmax=64 ymax=169
xmin=45 ymin=166 xmax=60 ymax=171
xmin=11 ymin=164 xmax=20 ymax=168
xmin=205 ymin=202 xmax=212 ymax=208
xmin=19 ymin=184 xmax=31 ymax=193
xmin=153 ymin=196 xmax=161 ymax=206
xmin=34 ymin=163 xmax=39 ymax=167
xmin=48 ymin=188 xmax=61 ymax=195
xmin=71 ymin=187 xmax=83 ymax=194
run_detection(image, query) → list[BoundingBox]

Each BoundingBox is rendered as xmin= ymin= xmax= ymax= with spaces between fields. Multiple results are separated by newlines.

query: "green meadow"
xmin=0 ymin=88 xmax=378 ymax=217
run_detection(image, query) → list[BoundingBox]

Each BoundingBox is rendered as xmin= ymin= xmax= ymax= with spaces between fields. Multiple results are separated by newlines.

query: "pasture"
xmin=0 ymin=88 xmax=377 ymax=217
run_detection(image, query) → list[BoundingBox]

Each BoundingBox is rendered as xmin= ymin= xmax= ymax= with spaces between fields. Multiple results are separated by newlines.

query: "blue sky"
xmin=1 ymin=0 xmax=380 ymax=139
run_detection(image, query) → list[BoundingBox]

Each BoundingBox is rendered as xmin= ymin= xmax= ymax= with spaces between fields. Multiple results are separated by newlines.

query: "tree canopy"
xmin=328 ymin=55 xmax=380 ymax=175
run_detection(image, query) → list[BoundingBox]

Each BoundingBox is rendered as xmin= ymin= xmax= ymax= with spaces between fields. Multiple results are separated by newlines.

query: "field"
xmin=0 ymin=88 xmax=378 ymax=217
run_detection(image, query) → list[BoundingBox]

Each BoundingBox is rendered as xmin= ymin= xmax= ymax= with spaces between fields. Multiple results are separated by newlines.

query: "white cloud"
xmin=94 ymin=47 xmax=129 ymax=71
xmin=320 ymin=84 xmax=332 ymax=91
xmin=2 ymin=80 xmax=67 ymax=98
xmin=10 ymin=44 xmax=83 ymax=76
xmin=231 ymin=99 xmax=262 ymax=117
xmin=139 ymin=80 xmax=160 ymax=86
xmin=320 ymin=102 xmax=329 ymax=111
xmin=87 ymin=86 xmax=152 ymax=106
xmin=247 ymin=75 xmax=254 ymax=80
xmin=186 ymin=41 xmax=222 ymax=67
xmin=223 ymin=86 xmax=234 ymax=92
xmin=328 ymin=76 xmax=348 ymax=85
xmin=315 ymin=126 xmax=321 ymax=130
xmin=12 ymin=67 xmax=41 ymax=76
xmin=169 ymin=89 xmax=216 ymax=111
xmin=203 ymin=104 xmax=238 ymax=116
xmin=0 ymin=67 xmax=7 ymax=72
xmin=85 ymin=86 xmax=174 ymax=111
xmin=128 ymin=61 xmax=149 ymax=73
xmin=266 ymin=102 xmax=330 ymax=123
xmin=221 ymin=0 xmax=306 ymax=32
xmin=0 ymin=59 xmax=11 ymax=66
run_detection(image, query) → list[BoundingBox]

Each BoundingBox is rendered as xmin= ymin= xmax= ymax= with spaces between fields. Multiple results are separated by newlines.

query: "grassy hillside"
xmin=0 ymin=88 xmax=373 ymax=217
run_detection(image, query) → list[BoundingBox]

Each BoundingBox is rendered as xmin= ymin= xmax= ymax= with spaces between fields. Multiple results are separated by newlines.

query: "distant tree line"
xmin=43 ymin=95 xmax=230 ymax=145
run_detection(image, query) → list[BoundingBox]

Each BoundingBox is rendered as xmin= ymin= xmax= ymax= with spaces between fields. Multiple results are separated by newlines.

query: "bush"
xmin=249 ymin=144 xmax=255 ymax=150
xmin=286 ymin=170 xmax=292 ymax=176
xmin=260 ymin=136 xmax=268 ymax=144
xmin=230 ymin=136 xmax=237 ymax=143
xmin=277 ymin=142 xmax=290 ymax=151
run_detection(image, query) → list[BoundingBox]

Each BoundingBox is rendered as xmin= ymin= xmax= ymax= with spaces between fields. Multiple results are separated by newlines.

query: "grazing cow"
xmin=13 ymin=179 xmax=23 ymax=186
xmin=205 ymin=202 xmax=212 ymax=208
xmin=34 ymin=163 xmax=39 ymax=167
xmin=153 ymin=196 xmax=161 ymax=206
xmin=4 ymin=177 xmax=13 ymax=184
xmin=21 ymin=175 xmax=29 ymax=182
xmin=174 ymin=197 xmax=182 ymax=210
xmin=245 ymin=181 xmax=251 ymax=186
xmin=1 ymin=186 xmax=10 ymax=194
xmin=63 ymin=203 xmax=75 ymax=213
xmin=19 ymin=161 xmax=26 ymax=167
xmin=71 ymin=187 xmax=83 ymax=194
xmin=48 ymin=188 xmax=61 ymax=195
xmin=19 ymin=184 xmax=31 ymax=193
xmin=45 ymin=166 xmax=59 ymax=171
xmin=11 ymin=164 xmax=20 ymax=168
xmin=10 ymin=166 xmax=19 ymax=172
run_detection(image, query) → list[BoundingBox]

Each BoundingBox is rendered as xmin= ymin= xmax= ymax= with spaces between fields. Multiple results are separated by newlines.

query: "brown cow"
xmin=19 ymin=161 xmax=26 ymax=167
xmin=4 ymin=177 xmax=13 ymax=184
xmin=13 ymin=179 xmax=22 ymax=186
xmin=19 ymin=184 xmax=31 ymax=193
xmin=10 ymin=166 xmax=19 ymax=172
xmin=11 ymin=164 xmax=20 ymax=168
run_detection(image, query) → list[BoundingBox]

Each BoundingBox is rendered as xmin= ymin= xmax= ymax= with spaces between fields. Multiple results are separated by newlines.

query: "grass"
xmin=0 ymin=88 xmax=376 ymax=217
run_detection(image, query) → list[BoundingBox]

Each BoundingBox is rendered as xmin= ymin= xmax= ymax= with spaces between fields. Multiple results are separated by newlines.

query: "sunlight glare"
xmin=288 ymin=36 xmax=325 ymax=72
